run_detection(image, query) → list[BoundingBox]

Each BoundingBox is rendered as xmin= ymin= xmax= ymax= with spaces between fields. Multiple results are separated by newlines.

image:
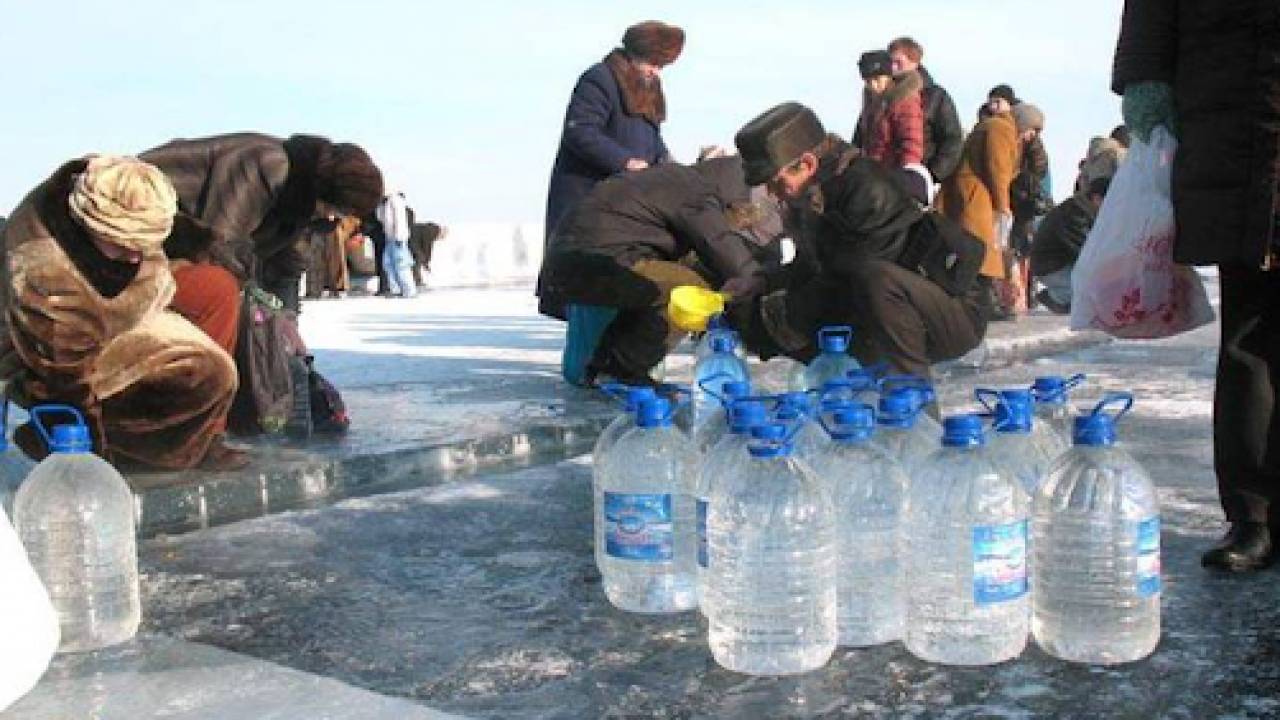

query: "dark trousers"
xmin=543 ymin=252 xmax=707 ymax=379
xmin=754 ymin=260 xmax=986 ymax=381
xmin=370 ymin=233 xmax=389 ymax=294
xmin=1215 ymin=264 xmax=1280 ymax=525
xmin=258 ymin=241 xmax=308 ymax=314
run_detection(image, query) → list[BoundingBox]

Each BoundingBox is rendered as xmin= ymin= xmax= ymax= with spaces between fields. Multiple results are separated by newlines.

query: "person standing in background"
xmin=537 ymin=20 xmax=685 ymax=319
xmin=1114 ymin=0 xmax=1280 ymax=572
xmin=886 ymin=37 xmax=964 ymax=186
xmin=376 ymin=191 xmax=416 ymax=299
xmin=852 ymin=50 xmax=929 ymax=203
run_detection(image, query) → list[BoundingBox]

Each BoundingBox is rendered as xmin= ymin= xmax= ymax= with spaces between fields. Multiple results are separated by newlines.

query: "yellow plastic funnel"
xmin=667 ymin=285 xmax=729 ymax=332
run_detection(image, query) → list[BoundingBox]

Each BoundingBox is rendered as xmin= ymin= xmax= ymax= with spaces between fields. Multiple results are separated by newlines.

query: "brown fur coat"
xmin=0 ymin=159 xmax=237 ymax=469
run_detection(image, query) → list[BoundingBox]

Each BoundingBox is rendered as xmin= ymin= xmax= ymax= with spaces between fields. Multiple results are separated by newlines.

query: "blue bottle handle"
xmin=878 ymin=374 xmax=930 ymax=394
xmin=29 ymin=404 xmax=87 ymax=448
xmin=818 ymin=325 xmax=853 ymax=350
xmin=1088 ymin=392 xmax=1134 ymax=423
xmin=696 ymin=372 xmax=735 ymax=403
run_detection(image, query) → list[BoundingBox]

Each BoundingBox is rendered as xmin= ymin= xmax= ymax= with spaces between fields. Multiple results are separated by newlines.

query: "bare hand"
xmin=624 ymin=159 xmax=650 ymax=172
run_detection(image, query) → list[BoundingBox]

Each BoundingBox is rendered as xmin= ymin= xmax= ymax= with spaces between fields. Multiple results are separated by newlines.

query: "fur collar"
xmin=863 ymin=70 xmax=924 ymax=107
xmin=34 ymin=159 xmax=141 ymax=298
xmin=604 ymin=49 xmax=666 ymax=124
xmin=258 ymin=134 xmax=328 ymax=242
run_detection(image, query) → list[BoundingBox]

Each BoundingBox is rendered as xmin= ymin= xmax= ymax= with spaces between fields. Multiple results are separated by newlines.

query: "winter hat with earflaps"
xmin=67 ymin=155 xmax=177 ymax=252
xmin=621 ymin=21 xmax=685 ymax=66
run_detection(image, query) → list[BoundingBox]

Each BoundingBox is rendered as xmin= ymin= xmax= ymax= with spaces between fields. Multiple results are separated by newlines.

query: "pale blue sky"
xmin=2 ymin=0 xmax=1123 ymax=223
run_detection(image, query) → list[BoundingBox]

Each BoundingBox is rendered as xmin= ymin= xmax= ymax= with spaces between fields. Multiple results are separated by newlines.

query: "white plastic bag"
xmin=1070 ymin=126 xmax=1215 ymax=339
xmin=0 ymin=506 xmax=59 ymax=711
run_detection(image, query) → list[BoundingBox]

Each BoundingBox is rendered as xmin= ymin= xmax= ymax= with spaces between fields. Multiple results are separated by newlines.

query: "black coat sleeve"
xmin=927 ymin=88 xmax=965 ymax=181
xmin=670 ymin=194 xmax=762 ymax=283
xmin=1111 ymin=0 xmax=1179 ymax=94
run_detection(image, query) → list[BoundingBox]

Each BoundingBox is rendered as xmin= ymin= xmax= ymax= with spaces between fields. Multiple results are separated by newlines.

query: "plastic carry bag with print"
xmin=1069 ymin=126 xmax=1214 ymax=339
xmin=0 ymin=505 xmax=59 ymax=711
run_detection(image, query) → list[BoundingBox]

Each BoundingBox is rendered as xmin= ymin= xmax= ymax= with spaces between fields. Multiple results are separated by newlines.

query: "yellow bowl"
xmin=667 ymin=286 xmax=728 ymax=332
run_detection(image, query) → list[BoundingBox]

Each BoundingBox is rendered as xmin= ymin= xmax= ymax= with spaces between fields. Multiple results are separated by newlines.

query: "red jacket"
xmin=858 ymin=71 xmax=926 ymax=169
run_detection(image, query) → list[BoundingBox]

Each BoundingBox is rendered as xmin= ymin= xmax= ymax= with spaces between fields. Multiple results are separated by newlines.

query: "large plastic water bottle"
xmin=691 ymin=381 xmax=752 ymax=455
xmin=775 ymin=392 xmax=829 ymax=464
xmin=596 ymin=398 xmax=698 ymax=613
xmin=876 ymin=393 xmax=937 ymax=472
xmin=593 ymin=386 xmax=658 ymax=572
xmin=880 ymin=377 xmax=943 ymax=439
xmin=694 ymin=314 xmax=746 ymax=362
xmin=818 ymin=374 xmax=878 ymax=412
xmin=791 ymin=326 xmax=861 ymax=392
xmin=0 ymin=404 xmax=36 ymax=518
xmin=695 ymin=399 xmax=768 ymax=608
xmin=1033 ymin=394 xmax=1160 ymax=665
xmin=706 ymin=423 xmax=836 ymax=675
xmin=14 ymin=406 xmax=140 ymax=653
xmin=977 ymin=388 xmax=1058 ymax=498
xmin=1031 ymin=374 xmax=1085 ymax=455
xmin=692 ymin=335 xmax=751 ymax=430
xmin=903 ymin=415 xmax=1029 ymax=665
xmin=809 ymin=405 xmax=908 ymax=646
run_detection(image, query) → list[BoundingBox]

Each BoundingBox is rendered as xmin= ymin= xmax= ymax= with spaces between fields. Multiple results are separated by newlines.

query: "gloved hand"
xmin=719 ymin=274 xmax=765 ymax=303
xmin=1122 ymin=81 xmax=1177 ymax=144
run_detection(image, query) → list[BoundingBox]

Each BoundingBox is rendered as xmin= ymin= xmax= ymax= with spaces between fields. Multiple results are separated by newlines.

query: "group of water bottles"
xmin=0 ymin=403 xmax=142 ymax=654
xmin=592 ymin=320 xmax=1161 ymax=675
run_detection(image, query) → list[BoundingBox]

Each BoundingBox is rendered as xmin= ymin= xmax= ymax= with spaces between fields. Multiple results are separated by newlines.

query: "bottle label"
xmin=604 ymin=492 xmax=673 ymax=562
xmin=696 ymin=498 xmax=708 ymax=568
xmin=972 ymin=520 xmax=1029 ymax=605
xmin=1135 ymin=516 xmax=1161 ymax=598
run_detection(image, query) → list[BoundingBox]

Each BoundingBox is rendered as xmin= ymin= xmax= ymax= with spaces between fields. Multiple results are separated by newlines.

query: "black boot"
xmin=1201 ymin=522 xmax=1275 ymax=572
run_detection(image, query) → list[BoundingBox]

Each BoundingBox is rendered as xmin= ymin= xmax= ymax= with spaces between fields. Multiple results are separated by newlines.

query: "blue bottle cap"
xmin=817 ymin=325 xmax=852 ymax=354
xmin=877 ymin=394 xmax=916 ymax=428
xmin=707 ymin=313 xmax=726 ymax=331
xmin=635 ymin=398 xmax=672 ymax=428
xmin=622 ymin=387 xmax=657 ymax=411
xmin=942 ymin=414 xmax=985 ymax=447
xmin=711 ymin=335 xmax=736 ymax=354
xmin=830 ymin=404 xmax=876 ymax=442
xmin=821 ymin=378 xmax=853 ymax=394
xmin=1073 ymin=413 xmax=1116 ymax=446
xmin=779 ymin=391 xmax=813 ymax=412
xmin=1033 ymin=375 xmax=1078 ymax=404
xmin=49 ymin=424 xmax=93 ymax=454
xmin=728 ymin=400 xmax=768 ymax=434
xmin=748 ymin=422 xmax=793 ymax=458
xmin=993 ymin=389 xmax=1034 ymax=434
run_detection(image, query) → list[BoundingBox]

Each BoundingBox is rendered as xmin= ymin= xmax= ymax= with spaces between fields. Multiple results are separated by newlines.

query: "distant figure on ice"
xmin=1029 ymin=176 xmax=1110 ymax=314
xmin=305 ymin=215 xmax=359 ymax=300
xmin=140 ymin=133 xmax=384 ymax=313
xmin=1114 ymin=0 xmax=1280 ymax=572
xmin=376 ymin=190 xmax=416 ymax=299
xmin=541 ymin=156 xmax=775 ymax=386
xmin=408 ymin=215 xmax=447 ymax=291
xmin=885 ymin=36 xmax=964 ymax=186
xmin=538 ymin=20 xmax=685 ymax=319
xmin=0 ymin=156 xmax=244 ymax=470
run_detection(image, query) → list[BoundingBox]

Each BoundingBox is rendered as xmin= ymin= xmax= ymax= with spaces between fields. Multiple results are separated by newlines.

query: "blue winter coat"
xmin=544 ymin=61 xmax=669 ymax=242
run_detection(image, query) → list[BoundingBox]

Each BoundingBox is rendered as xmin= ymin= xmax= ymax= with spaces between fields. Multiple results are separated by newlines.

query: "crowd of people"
xmin=536 ymin=9 xmax=1280 ymax=575
xmin=0 ymin=4 xmax=1276 ymax=576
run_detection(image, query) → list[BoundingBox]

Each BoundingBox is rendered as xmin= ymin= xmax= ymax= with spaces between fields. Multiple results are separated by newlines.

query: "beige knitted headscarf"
xmin=67 ymin=154 xmax=177 ymax=251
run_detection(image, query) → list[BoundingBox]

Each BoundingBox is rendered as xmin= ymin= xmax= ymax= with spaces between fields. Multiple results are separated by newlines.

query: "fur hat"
xmin=67 ymin=154 xmax=176 ymax=251
xmin=988 ymin=84 xmax=1018 ymax=105
xmin=622 ymin=21 xmax=684 ymax=66
xmin=858 ymin=51 xmax=893 ymax=79
xmin=316 ymin=143 xmax=384 ymax=217
xmin=735 ymin=102 xmax=827 ymax=186
xmin=1012 ymin=103 xmax=1045 ymax=132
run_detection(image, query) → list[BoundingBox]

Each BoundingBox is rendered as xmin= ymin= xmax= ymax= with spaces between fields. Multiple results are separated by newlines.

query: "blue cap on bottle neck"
xmin=877 ymin=394 xmax=916 ymax=429
xmin=748 ymin=423 xmax=793 ymax=458
xmin=1073 ymin=413 xmax=1116 ymax=446
xmin=49 ymin=424 xmax=93 ymax=454
xmin=830 ymin=405 xmax=876 ymax=442
xmin=728 ymin=401 xmax=768 ymax=434
xmin=711 ymin=335 xmax=736 ymax=354
xmin=622 ymin=387 xmax=657 ymax=411
xmin=635 ymin=398 xmax=672 ymax=428
xmin=942 ymin=414 xmax=985 ymax=448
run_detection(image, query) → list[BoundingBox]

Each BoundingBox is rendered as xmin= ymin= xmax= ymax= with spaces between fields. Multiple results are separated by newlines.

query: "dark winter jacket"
xmin=784 ymin=139 xmax=925 ymax=286
xmin=1012 ymin=134 xmax=1052 ymax=222
xmin=1030 ymin=194 xmax=1098 ymax=277
xmin=919 ymin=66 xmax=965 ymax=182
xmin=1112 ymin=0 xmax=1280 ymax=267
xmin=542 ymin=158 xmax=761 ymax=302
xmin=543 ymin=52 xmax=671 ymax=245
xmin=140 ymin=133 xmax=327 ymax=264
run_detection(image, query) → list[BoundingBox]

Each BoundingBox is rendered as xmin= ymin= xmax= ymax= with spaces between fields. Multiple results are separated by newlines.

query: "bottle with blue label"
xmin=692 ymin=335 xmax=751 ymax=432
xmin=694 ymin=314 xmax=745 ymax=362
xmin=593 ymin=385 xmax=658 ymax=573
xmin=694 ymin=399 xmax=768 ymax=611
xmin=14 ymin=405 xmax=140 ymax=652
xmin=1030 ymin=374 xmax=1085 ymax=456
xmin=691 ymin=381 xmax=752 ymax=455
xmin=809 ymin=405 xmax=908 ymax=646
xmin=775 ymin=392 xmax=829 ymax=465
xmin=596 ymin=397 xmax=698 ymax=613
xmin=1032 ymin=393 xmax=1160 ymax=665
xmin=903 ymin=414 xmax=1029 ymax=666
xmin=0 ymin=400 xmax=36 ymax=518
xmin=790 ymin=326 xmax=861 ymax=392
xmin=706 ymin=423 xmax=836 ymax=675
xmin=976 ymin=388 xmax=1058 ymax=499
xmin=875 ymin=393 xmax=937 ymax=473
